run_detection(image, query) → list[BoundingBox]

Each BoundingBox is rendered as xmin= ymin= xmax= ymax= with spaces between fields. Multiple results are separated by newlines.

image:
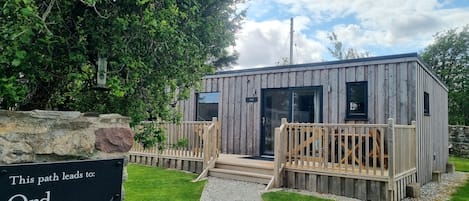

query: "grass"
xmin=262 ymin=191 xmax=333 ymax=201
xmin=124 ymin=164 xmax=206 ymax=201
xmin=449 ymin=157 xmax=469 ymax=172
xmin=449 ymin=156 xmax=469 ymax=201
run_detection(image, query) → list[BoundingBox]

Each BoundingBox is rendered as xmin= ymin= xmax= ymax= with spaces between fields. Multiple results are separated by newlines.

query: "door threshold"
xmin=260 ymin=155 xmax=274 ymax=159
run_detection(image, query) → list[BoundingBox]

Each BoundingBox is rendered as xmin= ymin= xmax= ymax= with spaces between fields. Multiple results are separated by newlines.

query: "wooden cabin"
xmin=177 ymin=53 xmax=448 ymax=186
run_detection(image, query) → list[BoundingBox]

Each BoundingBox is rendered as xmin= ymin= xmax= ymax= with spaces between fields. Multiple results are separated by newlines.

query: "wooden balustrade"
xmin=273 ymin=118 xmax=417 ymax=187
xmin=393 ymin=121 xmax=417 ymax=176
xmin=130 ymin=118 xmax=219 ymax=162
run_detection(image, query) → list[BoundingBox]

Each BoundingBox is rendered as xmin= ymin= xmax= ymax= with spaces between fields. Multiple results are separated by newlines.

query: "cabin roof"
xmin=208 ymin=52 xmax=447 ymax=91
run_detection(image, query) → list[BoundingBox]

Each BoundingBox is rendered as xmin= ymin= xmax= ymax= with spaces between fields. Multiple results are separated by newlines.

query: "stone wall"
xmin=0 ymin=110 xmax=133 ymax=199
xmin=449 ymin=125 xmax=469 ymax=158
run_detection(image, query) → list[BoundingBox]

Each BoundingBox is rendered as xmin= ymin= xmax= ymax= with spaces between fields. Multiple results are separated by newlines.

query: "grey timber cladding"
xmin=177 ymin=53 xmax=448 ymax=185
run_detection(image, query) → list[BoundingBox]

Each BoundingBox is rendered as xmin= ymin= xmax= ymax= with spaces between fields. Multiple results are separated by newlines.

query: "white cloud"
xmin=232 ymin=0 xmax=468 ymax=67
xmin=245 ymin=0 xmax=469 ymax=56
xmin=233 ymin=19 xmax=325 ymax=69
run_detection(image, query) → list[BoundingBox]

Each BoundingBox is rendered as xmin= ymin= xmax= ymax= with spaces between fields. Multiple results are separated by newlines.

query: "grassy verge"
xmin=262 ymin=191 xmax=333 ymax=201
xmin=124 ymin=164 xmax=206 ymax=201
xmin=449 ymin=156 xmax=469 ymax=201
xmin=449 ymin=157 xmax=469 ymax=172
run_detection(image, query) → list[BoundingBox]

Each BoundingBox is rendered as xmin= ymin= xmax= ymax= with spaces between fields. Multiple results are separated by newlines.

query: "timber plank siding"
xmin=178 ymin=53 xmax=448 ymax=185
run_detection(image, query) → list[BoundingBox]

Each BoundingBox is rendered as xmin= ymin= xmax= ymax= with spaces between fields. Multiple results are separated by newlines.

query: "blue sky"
xmin=231 ymin=0 xmax=469 ymax=68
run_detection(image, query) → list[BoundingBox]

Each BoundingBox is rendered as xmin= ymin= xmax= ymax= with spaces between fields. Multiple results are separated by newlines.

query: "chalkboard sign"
xmin=0 ymin=158 xmax=124 ymax=201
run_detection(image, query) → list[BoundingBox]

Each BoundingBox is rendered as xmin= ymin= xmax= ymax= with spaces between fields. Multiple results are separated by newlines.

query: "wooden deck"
xmin=130 ymin=118 xmax=418 ymax=201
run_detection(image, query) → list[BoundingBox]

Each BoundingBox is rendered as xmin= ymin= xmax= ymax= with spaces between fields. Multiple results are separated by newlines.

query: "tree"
xmin=421 ymin=25 xmax=469 ymax=125
xmin=0 ymin=0 xmax=244 ymax=125
xmin=327 ymin=32 xmax=369 ymax=60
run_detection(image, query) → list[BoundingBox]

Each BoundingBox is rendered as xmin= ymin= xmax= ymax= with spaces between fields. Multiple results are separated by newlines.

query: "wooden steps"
xmin=208 ymin=154 xmax=274 ymax=185
xmin=209 ymin=168 xmax=272 ymax=184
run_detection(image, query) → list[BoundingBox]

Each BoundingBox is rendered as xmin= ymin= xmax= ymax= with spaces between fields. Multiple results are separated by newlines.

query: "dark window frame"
xmin=345 ymin=81 xmax=368 ymax=120
xmin=195 ymin=92 xmax=220 ymax=121
xmin=424 ymin=92 xmax=430 ymax=116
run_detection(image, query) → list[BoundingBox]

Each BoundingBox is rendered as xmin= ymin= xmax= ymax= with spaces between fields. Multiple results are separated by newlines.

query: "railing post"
xmin=273 ymin=118 xmax=288 ymax=187
xmin=274 ymin=127 xmax=282 ymax=187
xmin=212 ymin=117 xmax=219 ymax=157
xmin=281 ymin=118 xmax=288 ymax=125
xmin=386 ymin=118 xmax=395 ymax=200
xmin=203 ymin=125 xmax=210 ymax=169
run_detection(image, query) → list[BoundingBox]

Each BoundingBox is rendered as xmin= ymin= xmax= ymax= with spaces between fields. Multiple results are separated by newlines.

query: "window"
xmin=424 ymin=92 xmax=430 ymax=115
xmin=196 ymin=92 xmax=219 ymax=121
xmin=346 ymin=81 xmax=368 ymax=120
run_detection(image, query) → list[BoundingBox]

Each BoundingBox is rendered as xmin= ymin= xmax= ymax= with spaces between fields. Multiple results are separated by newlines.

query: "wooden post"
xmin=212 ymin=117 xmax=218 ymax=157
xmin=274 ymin=127 xmax=282 ymax=187
xmin=281 ymin=118 xmax=288 ymax=125
xmin=203 ymin=125 xmax=210 ymax=169
xmin=411 ymin=120 xmax=417 ymax=171
xmin=386 ymin=118 xmax=395 ymax=201
xmin=213 ymin=117 xmax=220 ymax=157
xmin=273 ymin=118 xmax=288 ymax=187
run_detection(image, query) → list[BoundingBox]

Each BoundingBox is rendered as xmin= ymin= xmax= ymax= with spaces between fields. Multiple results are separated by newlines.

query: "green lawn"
xmin=124 ymin=158 xmax=469 ymax=201
xmin=262 ymin=191 xmax=333 ymax=201
xmin=449 ymin=157 xmax=469 ymax=201
xmin=449 ymin=157 xmax=469 ymax=172
xmin=124 ymin=164 xmax=206 ymax=201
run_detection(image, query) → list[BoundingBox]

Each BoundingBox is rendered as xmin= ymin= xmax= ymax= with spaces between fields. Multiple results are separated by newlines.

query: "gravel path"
xmin=201 ymin=172 xmax=468 ymax=201
xmin=199 ymin=177 xmax=358 ymax=201
xmin=200 ymin=177 xmax=265 ymax=201
xmin=402 ymin=172 xmax=468 ymax=201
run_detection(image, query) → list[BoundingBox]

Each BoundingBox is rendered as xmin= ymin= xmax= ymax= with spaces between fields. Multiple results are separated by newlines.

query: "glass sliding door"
xmin=261 ymin=89 xmax=289 ymax=155
xmin=261 ymin=87 xmax=322 ymax=155
xmin=292 ymin=89 xmax=321 ymax=123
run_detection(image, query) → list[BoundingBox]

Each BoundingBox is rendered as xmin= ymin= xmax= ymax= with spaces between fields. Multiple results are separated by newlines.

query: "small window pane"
xmin=346 ymin=82 xmax=368 ymax=119
xmin=197 ymin=92 xmax=219 ymax=121
xmin=424 ymin=92 xmax=430 ymax=115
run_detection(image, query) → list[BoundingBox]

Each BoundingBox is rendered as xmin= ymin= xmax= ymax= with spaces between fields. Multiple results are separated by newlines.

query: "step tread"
xmin=216 ymin=160 xmax=274 ymax=170
xmin=209 ymin=168 xmax=272 ymax=179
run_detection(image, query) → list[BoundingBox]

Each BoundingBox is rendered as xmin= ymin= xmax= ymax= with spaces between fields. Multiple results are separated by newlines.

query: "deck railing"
xmin=273 ymin=118 xmax=417 ymax=188
xmin=130 ymin=118 xmax=219 ymax=166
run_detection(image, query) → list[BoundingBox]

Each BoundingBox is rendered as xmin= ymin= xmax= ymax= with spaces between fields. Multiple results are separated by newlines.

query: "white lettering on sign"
xmin=8 ymin=175 xmax=34 ymax=185
xmin=62 ymin=171 xmax=83 ymax=180
xmin=85 ymin=171 xmax=95 ymax=178
xmin=37 ymin=173 xmax=59 ymax=186
xmin=7 ymin=191 xmax=50 ymax=201
xmin=7 ymin=171 xmax=96 ymax=186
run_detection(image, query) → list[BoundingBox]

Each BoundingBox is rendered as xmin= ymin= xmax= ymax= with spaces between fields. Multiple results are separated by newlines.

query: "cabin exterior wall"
xmin=177 ymin=54 xmax=448 ymax=184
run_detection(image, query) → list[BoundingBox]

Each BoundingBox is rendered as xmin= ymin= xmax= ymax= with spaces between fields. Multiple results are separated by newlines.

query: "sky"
xmin=230 ymin=0 xmax=469 ymax=69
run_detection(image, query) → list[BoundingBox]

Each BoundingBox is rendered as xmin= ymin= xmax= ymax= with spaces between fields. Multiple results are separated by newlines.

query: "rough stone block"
xmin=95 ymin=127 xmax=133 ymax=153
xmin=432 ymin=171 xmax=441 ymax=183
xmin=447 ymin=163 xmax=456 ymax=173
xmin=406 ymin=182 xmax=420 ymax=198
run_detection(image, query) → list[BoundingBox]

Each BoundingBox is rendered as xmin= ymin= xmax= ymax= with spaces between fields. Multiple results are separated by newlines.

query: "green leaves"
xmin=422 ymin=25 xmax=469 ymax=125
xmin=1 ymin=0 xmax=243 ymax=132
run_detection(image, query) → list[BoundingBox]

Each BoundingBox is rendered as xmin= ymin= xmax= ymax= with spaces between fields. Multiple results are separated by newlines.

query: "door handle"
xmin=262 ymin=117 xmax=265 ymax=126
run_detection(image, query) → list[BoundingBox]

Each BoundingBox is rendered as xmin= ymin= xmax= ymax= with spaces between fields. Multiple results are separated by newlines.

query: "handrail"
xmin=272 ymin=118 xmax=417 ymax=191
xmin=273 ymin=118 xmax=288 ymax=188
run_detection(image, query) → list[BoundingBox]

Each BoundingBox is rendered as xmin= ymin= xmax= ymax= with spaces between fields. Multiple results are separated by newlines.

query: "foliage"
xmin=124 ymin=164 xmax=206 ymax=201
xmin=327 ymin=32 xmax=369 ymax=60
xmin=262 ymin=191 xmax=333 ymax=201
xmin=134 ymin=123 xmax=166 ymax=149
xmin=172 ymin=137 xmax=188 ymax=149
xmin=421 ymin=25 xmax=469 ymax=125
xmin=0 ymin=0 xmax=244 ymax=128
